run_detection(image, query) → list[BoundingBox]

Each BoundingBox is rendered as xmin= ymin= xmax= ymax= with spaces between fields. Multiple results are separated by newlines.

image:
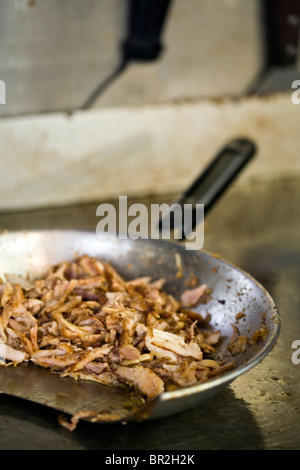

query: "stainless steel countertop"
xmin=0 ymin=178 xmax=299 ymax=450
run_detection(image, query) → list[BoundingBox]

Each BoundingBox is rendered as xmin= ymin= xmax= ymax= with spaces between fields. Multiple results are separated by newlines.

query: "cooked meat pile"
xmin=0 ymin=255 xmax=234 ymax=401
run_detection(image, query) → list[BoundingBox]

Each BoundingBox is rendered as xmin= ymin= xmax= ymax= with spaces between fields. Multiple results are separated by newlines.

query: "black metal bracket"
xmin=122 ymin=0 xmax=173 ymax=61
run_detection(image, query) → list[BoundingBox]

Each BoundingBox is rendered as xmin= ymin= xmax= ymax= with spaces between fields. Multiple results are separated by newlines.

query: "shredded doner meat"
xmin=0 ymin=255 xmax=234 ymax=400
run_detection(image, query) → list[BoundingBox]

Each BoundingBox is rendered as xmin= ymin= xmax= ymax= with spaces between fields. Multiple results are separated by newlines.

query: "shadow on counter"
xmin=0 ymin=386 xmax=264 ymax=450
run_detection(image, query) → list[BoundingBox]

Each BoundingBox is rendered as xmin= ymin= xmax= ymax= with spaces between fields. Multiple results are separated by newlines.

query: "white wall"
xmin=0 ymin=92 xmax=299 ymax=210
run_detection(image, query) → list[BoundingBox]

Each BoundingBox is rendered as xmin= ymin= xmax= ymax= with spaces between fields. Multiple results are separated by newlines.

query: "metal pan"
xmin=0 ymin=139 xmax=280 ymax=425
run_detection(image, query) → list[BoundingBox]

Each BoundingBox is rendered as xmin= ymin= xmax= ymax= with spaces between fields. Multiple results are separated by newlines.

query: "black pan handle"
xmin=158 ymin=137 xmax=256 ymax=239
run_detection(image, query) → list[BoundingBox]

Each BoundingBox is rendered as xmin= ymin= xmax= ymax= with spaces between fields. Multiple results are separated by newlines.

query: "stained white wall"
xmin=0 ymin=92 xmax=299 ymax=210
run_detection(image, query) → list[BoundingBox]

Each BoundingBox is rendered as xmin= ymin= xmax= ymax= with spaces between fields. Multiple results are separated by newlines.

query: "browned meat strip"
xmin=114 ymin=364 xmax=164 ymax=400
